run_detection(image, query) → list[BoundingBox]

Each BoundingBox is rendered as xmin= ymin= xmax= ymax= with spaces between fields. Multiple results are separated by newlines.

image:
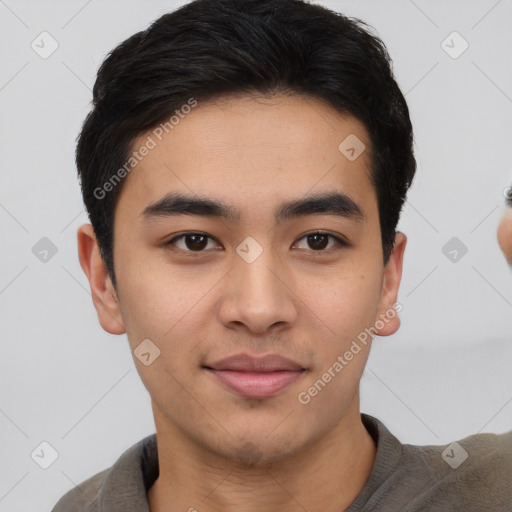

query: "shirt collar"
xmin=95 ymin=413 xmax=402 ymax=511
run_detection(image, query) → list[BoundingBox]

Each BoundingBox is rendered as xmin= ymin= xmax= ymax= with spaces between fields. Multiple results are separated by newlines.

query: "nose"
xmin=218 ymin=245 xmax=299 ymax=335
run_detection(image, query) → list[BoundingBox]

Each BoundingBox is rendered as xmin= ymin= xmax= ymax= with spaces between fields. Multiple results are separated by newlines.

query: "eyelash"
xmin=164 ymin=231 xmax=348 ymax=254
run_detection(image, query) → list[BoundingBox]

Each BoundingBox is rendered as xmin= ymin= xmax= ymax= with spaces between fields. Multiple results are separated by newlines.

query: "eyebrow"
xmin=141 ymin=191 xmax=366 ymax=224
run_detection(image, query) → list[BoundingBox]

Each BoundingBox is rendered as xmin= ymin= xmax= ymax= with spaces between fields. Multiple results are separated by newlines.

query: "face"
xmin=78 ymin=94 xmax=406 ymax=464
xmin=497 ymin=207 xmax=512 ymax=265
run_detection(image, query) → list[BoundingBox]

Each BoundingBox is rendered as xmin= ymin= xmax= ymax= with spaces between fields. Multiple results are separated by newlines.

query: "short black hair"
xmin=76 ymin=0 xmax=416 ymax=291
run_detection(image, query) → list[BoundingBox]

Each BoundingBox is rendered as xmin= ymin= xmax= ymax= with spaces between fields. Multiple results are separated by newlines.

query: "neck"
xmin=147 ymin=403 xmax=376 ymax=512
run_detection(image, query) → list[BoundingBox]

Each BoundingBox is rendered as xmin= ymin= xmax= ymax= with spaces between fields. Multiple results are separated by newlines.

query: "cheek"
xmin=116 ymin=243 xmax=204 ymax=333
xmin=294 ymin=276 xmax=378 ymax=415
xmin=300 ymin=271 xmax=381 ymax=346
xmin=116 ymin=270 xmax=207 ymax=402
xmin=497 ymin=213 xmax=512 ymax=261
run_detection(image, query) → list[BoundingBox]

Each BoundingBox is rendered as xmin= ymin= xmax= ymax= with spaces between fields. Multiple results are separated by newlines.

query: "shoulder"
xmin=405 ymin=427 xmax=512 ymax=476
xmin=51 ymin=433 xmax=158 ymax=512
xmin=362 ymin=414 xmax=512 ymax=511
xmin=402 ymin=428 xmax=512 ymax=509
xmin=51 ymin=468 xmax=110 ymax=512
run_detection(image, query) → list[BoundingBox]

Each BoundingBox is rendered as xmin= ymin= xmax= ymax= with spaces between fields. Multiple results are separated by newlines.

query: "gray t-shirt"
xmin=51 ymin=413 xmax=512 ymax=511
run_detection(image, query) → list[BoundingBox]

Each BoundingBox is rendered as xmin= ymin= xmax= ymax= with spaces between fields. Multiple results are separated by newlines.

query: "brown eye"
xmin=294 ymin=232 xmax=347 ymax=252
xmin=166 ymin=233 xmax=218 ymax=252
xmin=184 ymin=234 xmax=208 ymax=251
xmin=307 ymin=233 xmax=329 ymax=250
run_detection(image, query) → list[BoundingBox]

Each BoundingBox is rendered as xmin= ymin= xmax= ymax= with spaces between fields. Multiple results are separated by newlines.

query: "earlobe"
xmin=77 ymin=223 xmax=126 ymax=335
xmin=374 ymin=231 xmax=407 ymax=336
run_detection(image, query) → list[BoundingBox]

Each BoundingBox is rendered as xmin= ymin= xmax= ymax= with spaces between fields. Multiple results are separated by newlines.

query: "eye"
xmin=165 ymin=232 xmax=220 ymax=252
xmin=165 ymin=231 xmax=348 ymax=254
xmin=294 ymin=231 xmax=347 ymax=252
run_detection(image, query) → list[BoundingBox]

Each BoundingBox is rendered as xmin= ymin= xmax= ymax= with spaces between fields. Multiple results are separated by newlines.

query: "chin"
xmin=226 ymin=438 xmax=304 ymax=468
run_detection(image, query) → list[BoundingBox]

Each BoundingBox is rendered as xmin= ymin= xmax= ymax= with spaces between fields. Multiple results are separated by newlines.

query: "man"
xmin=498 ymin=194 xmax=512 ymax=265
xmin=52 ymin=0 xmax=512 ymax=510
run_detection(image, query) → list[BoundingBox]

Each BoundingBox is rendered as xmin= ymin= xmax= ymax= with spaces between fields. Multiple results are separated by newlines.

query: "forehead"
xmin=115 ymin=93 xmax=377 ymax=223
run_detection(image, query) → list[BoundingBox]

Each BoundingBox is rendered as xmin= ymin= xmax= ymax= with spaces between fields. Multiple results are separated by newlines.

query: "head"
xmin=497 ymin=193 xmax=512 ymax=265
xmin=77 ymin=0 xmax=415 ymax=464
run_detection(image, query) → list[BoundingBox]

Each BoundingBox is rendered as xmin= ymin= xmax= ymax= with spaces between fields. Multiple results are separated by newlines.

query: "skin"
xmin=497 ymin=207 xmax=512 ymax=265
xmin=77 ymin=93 xmax=407 ymax=512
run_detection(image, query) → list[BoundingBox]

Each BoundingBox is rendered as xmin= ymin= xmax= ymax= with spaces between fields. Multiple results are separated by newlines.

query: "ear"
xmin=373 ymin=231 xmax=407 ymax=336
xmin=77 ymin=223 xmax=126 ymax=335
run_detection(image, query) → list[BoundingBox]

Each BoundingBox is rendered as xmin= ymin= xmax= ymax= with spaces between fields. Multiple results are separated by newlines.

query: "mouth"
xmin=203 ymin=368 xmax=306 ymax=398
xmin=203 ymin=353 xmax=307 ymax=399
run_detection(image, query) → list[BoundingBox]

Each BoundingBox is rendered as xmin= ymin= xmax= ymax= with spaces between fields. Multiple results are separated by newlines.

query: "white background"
xmin=1 ymin=0 xmax=512 ymax=510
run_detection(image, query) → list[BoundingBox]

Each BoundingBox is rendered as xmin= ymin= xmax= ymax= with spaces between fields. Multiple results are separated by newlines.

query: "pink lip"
xmin=205 ymin=368 xmax=305 ymax=398
xmin=203 ymin=353 xmax=307 ymax=398
xmin=205 ymin=353 xmax=305 ymax=372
